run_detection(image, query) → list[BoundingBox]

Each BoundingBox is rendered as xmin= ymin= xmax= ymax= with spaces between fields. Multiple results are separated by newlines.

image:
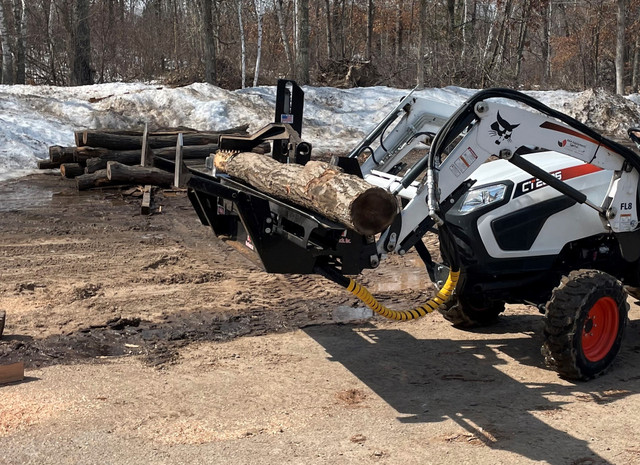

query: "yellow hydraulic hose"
xmin=346 ymin=269 xmax=460 ymax=321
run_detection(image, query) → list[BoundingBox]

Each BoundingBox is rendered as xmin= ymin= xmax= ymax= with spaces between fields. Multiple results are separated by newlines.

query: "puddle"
xmin=0 ymin=176 xmax=57 ymax=212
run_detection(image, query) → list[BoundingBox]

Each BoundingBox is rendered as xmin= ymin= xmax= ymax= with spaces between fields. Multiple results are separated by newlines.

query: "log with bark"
xmin=37 ymin=159 xmax=61 ymax=169
xmin=73 ymin=147 xmax=141 ymax=165
xmin=79 ymin=125 xmax=249 ymax=150
xmin=76 ymin=142 xmax=267 ymax=164
xmin=76 ymin=170 xmax=113 ymax=191
xmin=75 ymin=127 xmax=200 ymax=145
xmin=106 ymin=161 xmax=173 ymax=187
xmin=60 ymin=163 xmax=84 ymax=178
xmin=214 ymin=152 xmax=398 ymax=235
xmin=49 ymin=145 xmax=76 ymax=164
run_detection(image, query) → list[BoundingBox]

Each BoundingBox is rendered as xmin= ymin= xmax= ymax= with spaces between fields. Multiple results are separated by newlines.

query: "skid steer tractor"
xmin=187 ymin=80 xmax=640 ymax=380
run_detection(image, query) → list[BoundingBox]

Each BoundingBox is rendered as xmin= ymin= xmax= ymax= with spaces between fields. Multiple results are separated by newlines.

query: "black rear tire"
xmin=542 ymin=269 xmax=628 ymax=381
xmin=438 ymin=295 xmax=505 ymax=328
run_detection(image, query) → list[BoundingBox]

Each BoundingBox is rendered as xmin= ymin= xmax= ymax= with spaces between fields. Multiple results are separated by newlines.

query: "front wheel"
xmin=438 ymin=295 xmax=505 ymax=328
xmin=542 ymin=269 xmax=628 ymax=380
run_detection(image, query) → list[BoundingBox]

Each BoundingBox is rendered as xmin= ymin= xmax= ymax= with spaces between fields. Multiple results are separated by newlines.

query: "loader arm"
xmin=384 ymin=89 xmax=640 ymax=263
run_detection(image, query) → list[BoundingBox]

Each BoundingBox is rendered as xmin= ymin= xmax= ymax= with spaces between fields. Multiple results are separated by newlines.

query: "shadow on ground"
xmin=304 ymin=317 xmax=640 ymax=465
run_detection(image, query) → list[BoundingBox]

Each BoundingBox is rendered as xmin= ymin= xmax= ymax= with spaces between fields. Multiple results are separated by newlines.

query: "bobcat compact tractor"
xmin=186 ymin=80 xmax=640 ymax=380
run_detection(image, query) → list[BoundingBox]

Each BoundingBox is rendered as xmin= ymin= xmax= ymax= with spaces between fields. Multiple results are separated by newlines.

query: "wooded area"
xmin=1 ymin=1 xmax=640 ymax=92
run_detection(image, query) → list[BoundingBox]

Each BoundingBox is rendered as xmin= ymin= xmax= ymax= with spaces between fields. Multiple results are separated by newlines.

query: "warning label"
xmin=449 ymin=147 xmax=478 ymax=178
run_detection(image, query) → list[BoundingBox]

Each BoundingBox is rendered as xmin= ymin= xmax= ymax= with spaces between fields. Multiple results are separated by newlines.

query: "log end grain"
xmin=350 ymin=188 xmax=399 ymax=236
xmin=213 ymin=151 xmax=238 ymax=172
xmin=60 ymin=163 xmax=85 ymax=179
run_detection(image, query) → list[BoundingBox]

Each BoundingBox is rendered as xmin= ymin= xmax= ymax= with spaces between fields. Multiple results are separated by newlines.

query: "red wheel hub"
xmin=581 ymin=297 xmax=619 ymax=362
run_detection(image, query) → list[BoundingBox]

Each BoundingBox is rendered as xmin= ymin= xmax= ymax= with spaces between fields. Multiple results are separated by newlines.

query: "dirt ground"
xmin=2 ymin=172 xmax=640 ymax=465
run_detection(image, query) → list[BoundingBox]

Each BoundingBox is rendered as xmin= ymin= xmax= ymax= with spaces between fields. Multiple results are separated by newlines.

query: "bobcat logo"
xmin=489 ymin=112 xmax=520 ymax=145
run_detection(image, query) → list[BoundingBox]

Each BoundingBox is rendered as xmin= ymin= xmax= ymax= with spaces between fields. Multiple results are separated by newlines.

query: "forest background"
xmin=0 ymin=1 xmax=637 ymax=93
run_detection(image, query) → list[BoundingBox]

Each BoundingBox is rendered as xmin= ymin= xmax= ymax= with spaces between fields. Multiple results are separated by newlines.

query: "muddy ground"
xmin=1 ymin=172 xmax=640 ymax=465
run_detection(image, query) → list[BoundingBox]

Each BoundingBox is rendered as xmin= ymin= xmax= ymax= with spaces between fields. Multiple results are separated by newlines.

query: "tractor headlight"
xmin=459 ymin=183 xmax=508 ymax=213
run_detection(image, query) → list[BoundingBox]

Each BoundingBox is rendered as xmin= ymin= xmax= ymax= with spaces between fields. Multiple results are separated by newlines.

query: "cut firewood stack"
xmin=40 ymin=124 xmax=253 ymax=191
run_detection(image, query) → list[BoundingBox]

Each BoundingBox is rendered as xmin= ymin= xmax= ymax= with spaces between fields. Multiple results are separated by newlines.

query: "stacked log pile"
xmin=40 ymin=125 xmax=251 ymax=190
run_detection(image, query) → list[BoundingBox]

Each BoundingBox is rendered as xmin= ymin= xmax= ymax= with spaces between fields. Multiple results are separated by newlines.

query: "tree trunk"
xmin=394 ymin=0 xmax=403 ymax=66
xmin=253 ymin=0 xmax=265 ymax=87
xmin=416 ymin=0 xmax=427 ymax=89
xmin=72 ymin=0 xmax=93 ymax=85
xmin=365 ymin=0 xmax=374 ymax=61
xmin=323 ymin=0 xmax=332 ymax=60
xmin=295 ymin=0 xmax=310 ymax=84
xmin=514 ymin=0 xmax=530 ymax=85
xmin=214 ymin=152 xmax=398 ymax=235
xmin=461 ymin=0 xmax=468 ymax=60
xmin=541 ymin=0 xmax=551 ymax=85
xmin=632 ymin=36 xmax=639 ymax=92
xmin=237 ymin=0 xmax=246 ymax=88
xmin=0 ymin=2 xmax=14 ymax=84
xmin=275 ymin=0 xmax=294 ymax=77
xmin=14 ymin=0 xmax=26 ymax=84
xmin=616 ymin=0 xmax=625 ymax=94
xmin=106 ymin=161 xmax=174 ymax=187
xmin=202 ymin=0 xmax=217 ymax=85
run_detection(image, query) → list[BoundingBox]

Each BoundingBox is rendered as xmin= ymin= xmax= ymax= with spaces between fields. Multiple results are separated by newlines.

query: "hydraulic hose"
xmin=316 ymin=264 xmax=460 ymax=321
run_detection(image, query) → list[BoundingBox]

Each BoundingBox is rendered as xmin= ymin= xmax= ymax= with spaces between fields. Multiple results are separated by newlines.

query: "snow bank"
xmin=1 ymin=83 xmax=639 ymax=183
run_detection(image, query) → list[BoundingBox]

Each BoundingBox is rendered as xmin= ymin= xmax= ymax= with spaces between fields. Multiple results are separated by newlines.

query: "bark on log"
xmin=106 ymin=161 xmax=173 ymax=187
xmin=76 ymin=170 xmax=113 ymax=190
xmin=84 ymin=157 xmax=107 ymax=173
xmin=214 ymin=152 xmax=398 ymax=235
xmin=73 ymin=147 xmax=140 ymax=165
xmin=37 ymin=159 xmax=60 ymax=169
xmin=49 ymin=145 xmax=75 ymax=164
xmin=81 ymin=125 xmax=249 ymax=150
xmin=60 ymin=163 xmax=84 ymax=178
xmin=76 ymin=143 xmax=266 ymax=164
xmin=153 ymin=144 xmax=219 ymax=160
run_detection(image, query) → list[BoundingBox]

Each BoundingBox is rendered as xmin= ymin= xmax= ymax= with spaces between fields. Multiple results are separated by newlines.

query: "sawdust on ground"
xmin=1 ymin=173 xmax=640 ymax=465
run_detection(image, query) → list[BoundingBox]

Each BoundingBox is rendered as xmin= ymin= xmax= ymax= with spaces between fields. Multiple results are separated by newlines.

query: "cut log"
xmin=0 ymin=362 xmax=24 ymax=385
xmin=49 ymin=145 xmax=75 ymax=164
xmin=214 ymin=152 xmax=398 ymax=235
xmin=74 ymin=147 xmax=141 ymax=165
xmin=37 ymin=159 xmax=61 ymax=169
xmin=81 ymin=125 xmax=249 ymax=150
xmin=84 ymin=157 xmax=107 ymax=173
xmin=106 ymin=161 xmax=173 ymax=187
xmin=60 ymin=163 xmax=84 ymax=179
xmin=153 ymin=143 xmax=219 ymax=160
xmin=76 ymin=170 xmax=113 ymax=191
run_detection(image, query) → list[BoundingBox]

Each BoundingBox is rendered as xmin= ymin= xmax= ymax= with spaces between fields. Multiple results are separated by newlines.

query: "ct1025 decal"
xmin=514 ymin=164 xmax=602 ymax=198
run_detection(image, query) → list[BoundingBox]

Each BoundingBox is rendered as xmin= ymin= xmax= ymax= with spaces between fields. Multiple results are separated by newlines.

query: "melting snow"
xmin=0 ymin=82 xmax=639 ymax=182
